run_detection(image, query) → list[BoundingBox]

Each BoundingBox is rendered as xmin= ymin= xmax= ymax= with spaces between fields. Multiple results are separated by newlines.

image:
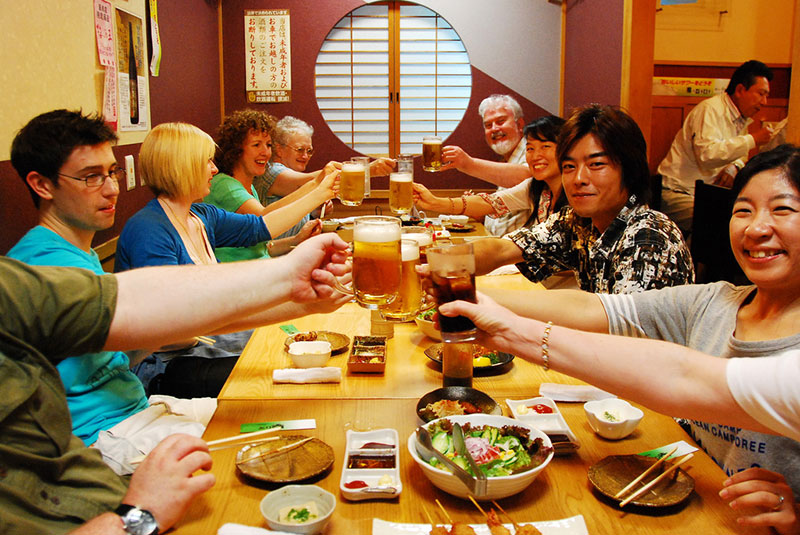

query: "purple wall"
xmin=563 ymin=0 xmax=624 ymax=113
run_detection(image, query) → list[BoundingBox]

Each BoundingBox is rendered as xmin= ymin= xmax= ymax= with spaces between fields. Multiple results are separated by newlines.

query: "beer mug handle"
xmin=374 ymin=205 xmax=383 ymax=216
xmin=332 ymin=276 xmax=355 ymax=297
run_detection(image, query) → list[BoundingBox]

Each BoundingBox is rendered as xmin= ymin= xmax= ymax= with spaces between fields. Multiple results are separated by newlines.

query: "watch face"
xmin=120 ymin=506 xmax=159 ymax=535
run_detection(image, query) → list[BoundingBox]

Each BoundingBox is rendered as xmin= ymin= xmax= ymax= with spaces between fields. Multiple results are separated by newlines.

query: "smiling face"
xmin=525 ymin=135 xmax=559 ymax=183
xmin=732 ymin=76 xmax=770 ymax=119
xmin=274 ymin=132 xmax=313 ymax=172
xmin=235 ymin=129 xmax=272 ymax=179
xmin=560 ymin=134 xmax=629 ymax=232
xmin=482 ymin=105 xmax=524 ymax=158
xmin=730 ymin=169 xmax=800 ymax=291
xmin=46 ymin=141 xmax=120 ymax=233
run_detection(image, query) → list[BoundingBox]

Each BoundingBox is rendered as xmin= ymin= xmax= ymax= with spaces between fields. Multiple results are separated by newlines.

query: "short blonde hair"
xmin=140 ymin=122 xmax=216 ymax=198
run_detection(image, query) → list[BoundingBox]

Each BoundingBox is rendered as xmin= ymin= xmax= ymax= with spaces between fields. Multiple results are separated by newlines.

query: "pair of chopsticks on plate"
xmin=195 ymin=335 xmax=215 ymax=346
xmin=129 ymin=425 xmax=287 ymax=466
xmin=615 ymin=445 xmax=694 ymax=507
xmin=235 ymin=436 xmax=314 ymax=465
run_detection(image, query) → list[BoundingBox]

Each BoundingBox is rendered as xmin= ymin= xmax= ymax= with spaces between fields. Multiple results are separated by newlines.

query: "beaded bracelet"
xmin=541 ymin=321 xmax=553 ymax=371
xmin=449 ymin=197 xmax=456 ymax=214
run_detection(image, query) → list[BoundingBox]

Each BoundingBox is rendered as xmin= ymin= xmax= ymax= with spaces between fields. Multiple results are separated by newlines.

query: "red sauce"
xmin=344 ymin=480 xmax=369 ymax=489
xmin=360 ymin=442 xmax=394 ymax=449
xmin=528 ymin=404 xmax=553 ymax=414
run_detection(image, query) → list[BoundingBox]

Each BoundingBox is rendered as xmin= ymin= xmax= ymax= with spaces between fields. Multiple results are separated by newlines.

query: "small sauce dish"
xmin=584 ymin=398 xmax=643 ymax=440
xmin=288 ymin=341 xmax=332 ymax=368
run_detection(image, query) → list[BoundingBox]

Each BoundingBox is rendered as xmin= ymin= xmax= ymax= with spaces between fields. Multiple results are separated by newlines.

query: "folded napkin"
xmin=273 ymin=367 xmax=342 ymax=383
xmin=539 ymin=383 xmax=616 ymax=402
xmin=218 ymin=523 xmax=293 ymax=535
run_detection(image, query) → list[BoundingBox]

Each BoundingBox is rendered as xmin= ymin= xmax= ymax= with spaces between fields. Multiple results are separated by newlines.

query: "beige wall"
xmin=0 ymin=0 xmax=148 ymax=161
xmin=654 ymin=0 xmax=795 ymax=63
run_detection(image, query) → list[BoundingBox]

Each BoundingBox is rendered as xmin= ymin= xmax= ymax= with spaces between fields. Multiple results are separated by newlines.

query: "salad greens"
xmin=425 ymin=419 xmax=552 ymax=477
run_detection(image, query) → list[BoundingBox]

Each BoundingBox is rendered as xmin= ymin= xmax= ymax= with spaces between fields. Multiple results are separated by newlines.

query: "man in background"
xmin=658 ymin=59 xmax=775 ymax=235
xmin=441 ymin=94 xmax=532 ymax=235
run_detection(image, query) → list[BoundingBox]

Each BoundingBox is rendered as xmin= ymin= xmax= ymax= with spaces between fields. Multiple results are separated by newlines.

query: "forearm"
xmin=472 ymin=237 xmax=524 ymax=275
xmin=68 ymin=513 xmax=126 ymax=535
xmin=207 ymin=301 xmax=321 ymax=334
xmin=459 ymin=159 xmax=530 ymax=188
xmin=267 ymin=170 xmax=316 ymax=197
xmin=481 ymin=288 xmax=609 ymax=333
xmin=106 ymin=258 xmax=295 ymax=350
xmin=263 ymin=189 xmax=327 ymax=236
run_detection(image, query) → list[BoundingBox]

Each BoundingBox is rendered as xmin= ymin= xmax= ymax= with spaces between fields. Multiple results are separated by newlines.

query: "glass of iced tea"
xmin=389 ymin=171 xmax=413 ymax=216
xmin=338 ymin=160 xmax=366 ymax=206
xmin=380 ymin=239 xmax=424 ymax=322
xmin=422 ymin=135 xmax=443 ymax=172
xmin=426 ymin=242 xmax=477 ymax=342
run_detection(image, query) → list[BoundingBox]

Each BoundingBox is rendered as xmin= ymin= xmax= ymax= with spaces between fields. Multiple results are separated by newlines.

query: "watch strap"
xmin=114 ymin=504 xmax=159 ymax=535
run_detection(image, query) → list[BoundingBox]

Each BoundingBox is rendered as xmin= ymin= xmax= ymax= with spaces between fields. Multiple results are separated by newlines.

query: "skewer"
xmin=492 ymin=500 xmax=520 ymax=531
xmin=235 ymin=436 xmax=314 ymax=465
xmin=468 ymin=495 xmax=486 ymax=516
xmin=320 ymin=202 xmax=327 ymax=220
xmin=195 ymin=335 xmax=216 ymax=346
xmin=435 ymin=499 xmax=453 ymax=524
xmin=619 ymin=453 xmax=694 ymax=507
xmin=614 ymin=445 xmax=679 ymax=499
xmin=422 ymin=504 xmax=435 ymax=525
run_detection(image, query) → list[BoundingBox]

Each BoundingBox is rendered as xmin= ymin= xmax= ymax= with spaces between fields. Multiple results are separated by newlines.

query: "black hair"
xmin=10 ymin=109 xmax=117 ymax=207
xmin=522 ymin=115 xmax=568 ymax=226
xmin=731 ymin=144 xmax=800 ymax=201
xmin=556 ymin=104 xmax=650 ymax=206
xmin=725 ymin=60 xmax=773 ymax=96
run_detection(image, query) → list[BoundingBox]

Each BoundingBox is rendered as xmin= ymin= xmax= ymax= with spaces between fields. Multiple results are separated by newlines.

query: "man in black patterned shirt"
xmin=472 ymin=105 xmax=694 ymax=293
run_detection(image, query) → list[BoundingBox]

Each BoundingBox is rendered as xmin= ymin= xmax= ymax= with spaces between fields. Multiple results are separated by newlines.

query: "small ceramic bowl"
xmin=260 ymin=484 xmax=335 ymax=534
xmin=288 ymin=341 xmax=332 ymax=368
xmin=321 ymin=219 xmax=340 ymax=232
xmin=448 ymin=215 xmax=469 ymax=226
xmin=584 ymin=398 xmax=643 ymax=440
xmin=414 ymin=315 xmax=442 ymax=341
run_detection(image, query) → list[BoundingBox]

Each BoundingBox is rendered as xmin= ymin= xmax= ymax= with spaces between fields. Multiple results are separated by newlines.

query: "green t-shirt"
xmin=204 ymin=173 xmax=270 ymax=262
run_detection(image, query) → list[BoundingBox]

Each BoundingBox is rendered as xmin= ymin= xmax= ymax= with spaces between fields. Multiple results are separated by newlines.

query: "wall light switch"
xmin=125 ymin=155 xmax=135 ymax=191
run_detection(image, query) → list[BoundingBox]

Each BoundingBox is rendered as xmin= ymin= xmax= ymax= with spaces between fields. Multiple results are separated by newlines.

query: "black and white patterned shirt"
xmin=507 ymin=196 xmax=694 ymax=293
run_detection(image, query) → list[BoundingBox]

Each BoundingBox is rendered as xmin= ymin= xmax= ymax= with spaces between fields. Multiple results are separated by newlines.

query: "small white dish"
xmin=584 ymin=398 xmax=643 ymax=440
xmin=414 ymin=315 xmax=441 ymax=341
xmin=340 ymin=428 xmax=402 ymax=501
xmin=506 ymin=397 xmax=580 ymax=451
xmin=321 ymin=219 xmax=340 ymax=232
xmin=288 ymin=341 xmax=332 ymax=368
xmin=260 ymin=484 xmax=335 ymax=534
xmin=448 ymin=215 xmax=469 ymax=226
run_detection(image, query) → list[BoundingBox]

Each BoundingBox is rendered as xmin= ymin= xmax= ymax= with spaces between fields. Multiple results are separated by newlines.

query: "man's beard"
xmin=489 ymin=137 xmax=517 ymax=158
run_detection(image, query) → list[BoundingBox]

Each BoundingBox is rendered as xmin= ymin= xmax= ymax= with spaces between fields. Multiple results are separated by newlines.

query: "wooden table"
xmin=178 ymin=270 xmax=767 ymax=534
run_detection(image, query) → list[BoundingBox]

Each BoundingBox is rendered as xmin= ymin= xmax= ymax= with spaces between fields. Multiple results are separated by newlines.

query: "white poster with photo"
xmin=115 ymin=8 xmax=148 ymax=131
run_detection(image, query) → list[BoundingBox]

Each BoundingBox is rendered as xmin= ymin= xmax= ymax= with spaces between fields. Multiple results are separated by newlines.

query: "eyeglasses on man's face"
xmin=57 ymin=167 xmax=126 ymax=188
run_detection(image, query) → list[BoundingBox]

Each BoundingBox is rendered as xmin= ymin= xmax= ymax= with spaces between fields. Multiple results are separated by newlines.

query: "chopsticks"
xmin=618 ymin=452 xmax=694 ymax=507
xmin=195 ymin=335 xmax=216 ymax=346
xmin=235 ymin=436 xmax=314 ymax=465
xmin=613 ymin=445 xmax=678 ymax=499
xmin=209 ymin=435 xmax=279 ymax=452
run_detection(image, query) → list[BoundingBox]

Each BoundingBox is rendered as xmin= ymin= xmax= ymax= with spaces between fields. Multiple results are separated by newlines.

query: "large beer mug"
xmin=336 ymin=216 xmax=402 ymax=309
xmin=427 ymin=242 xmax=477 ymax=342
xmin=397 ymin=153 xmax=414 ymax=173
xmin=381 ymin=239 xmax=424 ymax=321
xmin=401 ymin=225 xmax=433 ymax=263
xmin=352 ymin=156 xmax=371 ymax=198
xmin=338 ymin=160 xmax=366 ymax=206
xmin=389 ymin=172 xmax=413 ymax=216
xmin=422 ymin=135 xmax=443 ymax=172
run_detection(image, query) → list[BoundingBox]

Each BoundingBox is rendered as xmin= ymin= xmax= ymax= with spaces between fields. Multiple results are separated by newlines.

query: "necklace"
xmin=158 ymin=198 xmax=215 ymax=265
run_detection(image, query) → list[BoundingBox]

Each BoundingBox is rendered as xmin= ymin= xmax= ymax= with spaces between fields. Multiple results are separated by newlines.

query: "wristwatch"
xmin=115 ymin=504 xmax=159 ymax=535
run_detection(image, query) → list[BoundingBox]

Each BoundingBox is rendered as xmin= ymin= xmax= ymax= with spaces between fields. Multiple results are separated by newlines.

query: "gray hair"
xmin=274 ymin=116 xmax=314 ymax=146
xmin=478 ymin=94 xmax=524 ymax=121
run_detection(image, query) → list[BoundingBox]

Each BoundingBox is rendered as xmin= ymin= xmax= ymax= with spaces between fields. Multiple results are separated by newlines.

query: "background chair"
xmin=691 ymin=180 xmax=747 ymax=284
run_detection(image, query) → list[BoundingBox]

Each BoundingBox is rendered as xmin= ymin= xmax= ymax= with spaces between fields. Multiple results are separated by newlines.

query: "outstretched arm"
xmin=442 ymin=145 xmax=530 ymax=187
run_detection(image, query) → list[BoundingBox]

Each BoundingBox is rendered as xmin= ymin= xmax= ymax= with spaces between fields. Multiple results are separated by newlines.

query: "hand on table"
xmin=286 ymin=233 xmax=350 ymax=302
xmin=720 ymin=467 xmax=800 ymax=534
xmin=124 ymin=434 xmax=215 ymax=531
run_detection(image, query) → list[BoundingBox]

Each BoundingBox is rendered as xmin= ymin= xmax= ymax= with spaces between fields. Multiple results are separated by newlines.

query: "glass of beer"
xmin=389 ymin=172 xmax=413 ymax=216
xmin=427 ymin=242 xmax=477 ymax=342
xmin=352 ymin=156 xmax=371 ymax=198
xmin=350 ymin=215 xmax=402 ymax=309
xmin=338 ymin=160 xmax=366 ymax=206
xmin=422 ymin=135 xmax=443 ymax=172
xmin=397 ymin=153 xmax=414 ymax=173
xmin=380 ymin=239 xmax=423 ymax=322
xmin=401 ymin=226 xmax=433 ymax=263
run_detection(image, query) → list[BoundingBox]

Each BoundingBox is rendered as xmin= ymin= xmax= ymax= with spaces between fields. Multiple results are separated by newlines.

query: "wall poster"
xmin=115 ymin=8 xmax=149 ymax=131
xmin=245 ymin=9 xmax=292 ymax=103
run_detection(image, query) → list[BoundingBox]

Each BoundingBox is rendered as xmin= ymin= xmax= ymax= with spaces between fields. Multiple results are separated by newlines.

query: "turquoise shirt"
xmin=6 ymin=226 xmax=149 ymax=445
xmin=204 ymin=173 xmax=270 ymax=262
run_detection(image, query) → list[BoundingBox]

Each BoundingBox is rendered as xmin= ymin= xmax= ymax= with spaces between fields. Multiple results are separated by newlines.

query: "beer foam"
xmin=354 ymin=223 xmax=401 ymax=243
xmin=390 ymin=172 xmax=412 ymax=183
xmin=401 ymin=241 xmax=420 ymax=261
xmin=423 ymin=139 xmax=441 ymax=145
xmin=342 ymin=162 xmax=365 ymax=172
xmin=404 ymin=233 xmax=432 ymax=247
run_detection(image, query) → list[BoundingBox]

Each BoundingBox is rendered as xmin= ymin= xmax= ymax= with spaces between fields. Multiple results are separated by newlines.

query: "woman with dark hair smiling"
xmin=470 ymin=104 xmax=693 ymax=293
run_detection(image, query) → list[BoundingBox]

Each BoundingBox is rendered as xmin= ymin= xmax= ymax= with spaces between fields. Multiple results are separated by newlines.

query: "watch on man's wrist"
xmin=115 ymin=504 xmax=159 ymax=535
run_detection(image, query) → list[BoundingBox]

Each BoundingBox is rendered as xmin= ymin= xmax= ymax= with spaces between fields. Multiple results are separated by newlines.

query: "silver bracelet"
xmin=541 ymin=321 xmax=553 ymax=371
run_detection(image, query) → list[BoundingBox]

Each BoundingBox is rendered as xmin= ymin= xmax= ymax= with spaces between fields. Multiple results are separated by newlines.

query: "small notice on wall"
xmin=115 ymin=8 xmax=149 ymax=131
xmin=653 ymin=77 xmax=728 ymax=98
xmin=245 ymin=9 xmax=292 ymax=103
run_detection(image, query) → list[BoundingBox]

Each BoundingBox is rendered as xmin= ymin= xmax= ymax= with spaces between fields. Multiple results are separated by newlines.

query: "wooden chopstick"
xmin=613 ymin=445 xmax=679 ymax=499
xmin=235 ymin=436 xmax=314 ymax=465
xmin=208 ymin=435 xmax=280 ymax=452
xmin=619 ymin=453 xmax=694 ymax=507
xmin=205 ymin=425 xmax=283 ymax=447
xmin=195 ymin=335 xmax=216 ymax=346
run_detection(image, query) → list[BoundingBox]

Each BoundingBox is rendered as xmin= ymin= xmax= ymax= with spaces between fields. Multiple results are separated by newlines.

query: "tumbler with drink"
xmin=422 ymin=135 xmax=443 ymax=172
xmin=389 ymin=172 xmax=413 ymax=216
xmin=426 ymin=242 xmax=477 ymax=342
xmin=381 ymin=239 xmax=424 ymax=322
